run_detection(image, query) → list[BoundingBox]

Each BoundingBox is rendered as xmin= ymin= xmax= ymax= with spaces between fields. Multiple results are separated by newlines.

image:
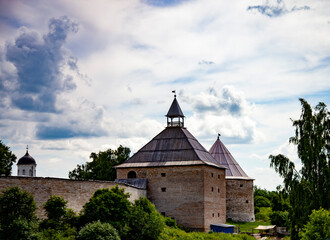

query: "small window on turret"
xmin=211 ymin=173 xmax=214 ymax=177
xmin=161 ymin=188 xmax=166 ymax=192
xmin=218 ymin=213 xmax=220 ymax=217
xmin=211 ymin=187 xmax=214 ymax=192
xmin=23 ymin=169 xmax=25 ymax=175
xmin=161 ymin=173 xmax=166 ymax=177
xmin=246 ymin=200 xmax=249 ymax=203
xmin=240 ymin=184 xmax=243 ymax=187
xmin=218 ymin=175 xmax=220 ymax=179
xmin=212 ymin=213 xmax=214 ymax=217
xmin=218 ymin=188 xmax=220 ymax=193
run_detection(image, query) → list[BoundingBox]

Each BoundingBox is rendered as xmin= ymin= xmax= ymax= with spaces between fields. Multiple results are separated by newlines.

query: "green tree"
xmin=300 ymin=208 xmax=330 ymax=240
xmin=80 ymin=186 xmax=131 ymax=238
xmin=69 ymin=145 xmax=130 ymax=181
xmin=78 ymin=221 xmax=120 ymax=240
xmin=128 ymin=197 xmax=165 ymax=240
xmin=0 ymin=186 xmax=38 ymax=239
xmin=269 ymin=99 xmax=330 ymax=240
xmin=0 ymin=140 xmax=17 ymax=176
xmin=254 ymin=195 xmax=271 ymax=208
xmin=40 ymin=195 xmax=78 ymax=234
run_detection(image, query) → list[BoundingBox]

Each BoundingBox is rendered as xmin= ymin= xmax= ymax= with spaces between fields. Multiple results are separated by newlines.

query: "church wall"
xmin=117 ymin=166 xmax=206 ymax=231
xmin=203 ymin=166 xmax=226 ymax=231
xmin=0 ymin=176 xmax=146 ymax=219
xmin=226 ymin=179 xmax=255 ymax=222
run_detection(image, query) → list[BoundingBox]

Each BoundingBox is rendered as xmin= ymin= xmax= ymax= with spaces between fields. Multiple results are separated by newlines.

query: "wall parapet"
xmin=0 ymin=176 xmax=147 ymax=219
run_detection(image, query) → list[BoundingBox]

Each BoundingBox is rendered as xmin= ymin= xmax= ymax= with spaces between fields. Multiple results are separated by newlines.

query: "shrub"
xmin=254 ymin=195 xmax=271 ymax=208
xmin=299 ymin=208 xmax=330 ymax=240
xmin=0 ymin=186 xmax=38 ymax=239
xmin=128 ymin=197 xmax=165 ymax=240
xmin=78 ymin=221 xmax=120 ymax=240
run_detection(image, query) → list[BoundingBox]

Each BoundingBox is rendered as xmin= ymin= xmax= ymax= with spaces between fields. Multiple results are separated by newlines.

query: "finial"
xmin=172 ymin=90 xmax=176 ymax=98
xmin=218 ymin=133 xmax=221 ymax=139
xmin=26 ymin=145 xmax=29 ymax=153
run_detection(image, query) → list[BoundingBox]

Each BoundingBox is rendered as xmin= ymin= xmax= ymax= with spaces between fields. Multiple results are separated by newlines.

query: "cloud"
xmin=247 ymin=0 xmax=310 ymax=17
xmin=181 ymin=86 xmax=258 ymax=144
xmin=181 ymin=86 xmax=250 ymax=116
xmin=2 ymin=16 xmax=78 ymax=112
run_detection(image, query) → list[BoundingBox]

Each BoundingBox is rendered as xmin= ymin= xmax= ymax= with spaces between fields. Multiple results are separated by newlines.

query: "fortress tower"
xmin=209 ymin=135 xmax=255 ymax=222
xmin=116 ymin=95 xmax=227 ymax=231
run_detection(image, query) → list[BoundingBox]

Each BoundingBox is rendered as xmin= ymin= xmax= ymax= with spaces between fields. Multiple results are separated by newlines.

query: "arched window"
xmin=127 ymin=171 xmax=137 ymax=179
xmin=29 ymin=169 xmax=33 ymax=176
xmin=22 ymin=169 xmax=25 ymax=175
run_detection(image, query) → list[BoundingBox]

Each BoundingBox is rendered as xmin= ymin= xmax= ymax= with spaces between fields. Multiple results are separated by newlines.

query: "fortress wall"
xmin=0 ymin=176 xmax=146 ymax=219
xmin=226 ymin=179 xmax=255 ymax=222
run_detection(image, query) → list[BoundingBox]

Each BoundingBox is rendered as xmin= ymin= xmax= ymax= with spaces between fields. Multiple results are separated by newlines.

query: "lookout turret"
xmin=166 ymin=91 xmax=185 ymax=127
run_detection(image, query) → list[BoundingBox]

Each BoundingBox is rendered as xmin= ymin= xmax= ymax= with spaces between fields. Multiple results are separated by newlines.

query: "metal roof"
xmin=115 ymin=178 xmax=147 ymax=189
xmin=117 ymin=127 xmax=225 ymax=169
xmin=209 ymin=136 xmax=252 ymax=179
xmin=166 ymin=97 xmax=185 ymax=117
xmin=17 ymin=151 xmax=36 ymax=165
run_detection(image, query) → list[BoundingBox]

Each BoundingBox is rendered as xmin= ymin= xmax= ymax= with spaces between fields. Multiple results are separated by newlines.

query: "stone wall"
xmin=0 ymin=176 xmax=146 ymax=219
xmin=117 ymin=165 xmax=226 ymax=232
xmin=203 ymin=166 xmax=226 ymax=229
xmin=226 ymin=178 xmax=255 ymax=222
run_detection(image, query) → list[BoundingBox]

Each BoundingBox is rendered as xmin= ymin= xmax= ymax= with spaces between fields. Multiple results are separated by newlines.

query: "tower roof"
xmin=17 ymin=150 xmax=36 ymax=165
xmin=209 ymin=135 xmax=251 ymax=179
xmin=166 ymin=97 xmax=185 ymax=117
xmin=117 ymin=127 xmax=225 ymax=169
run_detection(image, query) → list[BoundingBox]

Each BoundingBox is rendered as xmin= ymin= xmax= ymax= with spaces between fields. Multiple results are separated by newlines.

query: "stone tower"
xmin=17 ymin=146 xmax=37 ymax=177
xmin=209 ymin=135 xmax=255 ymax=222
xmin=116 ymin=95 xmax=227 ymax=231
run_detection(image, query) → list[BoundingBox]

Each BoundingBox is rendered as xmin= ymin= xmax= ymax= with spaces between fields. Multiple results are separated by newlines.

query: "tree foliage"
xmin=0 ymin=186 xmax=38 ymax=239
xmin=69 ymin=145 xmax=130 ymax=181
xmin=128 ymin=197 xmax=165 ymax=240
xmin=269 ymin=99 xmax=330 ymax=240
xmin=78 ymin=221 xmax=120 ymax=240
xmin=80 ymin=186 xmax=131 ymax=238
xmin=300 ymin=208 xmax=330 ymax=240
xmin=0 ymin=140 xmax=17 ymax=176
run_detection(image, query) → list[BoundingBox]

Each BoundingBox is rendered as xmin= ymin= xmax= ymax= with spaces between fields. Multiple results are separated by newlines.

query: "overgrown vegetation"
xmin=269 ymin=99 xmax=329 ymax=240
xmin=0 ymin=140 xmax=17 ymax=176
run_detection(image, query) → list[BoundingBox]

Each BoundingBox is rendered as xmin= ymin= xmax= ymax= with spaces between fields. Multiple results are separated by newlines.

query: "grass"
xmin=226 ymin=207 xmax=272 ymax=234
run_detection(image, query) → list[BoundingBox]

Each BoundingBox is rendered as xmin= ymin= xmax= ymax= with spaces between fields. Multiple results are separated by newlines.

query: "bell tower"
xmin=166 ymin=91 xmax=185 ymax=127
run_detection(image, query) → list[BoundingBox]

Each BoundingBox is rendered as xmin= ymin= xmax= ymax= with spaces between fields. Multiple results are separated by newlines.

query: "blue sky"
xmin=0 ymin=0 xmax=329 ymax=190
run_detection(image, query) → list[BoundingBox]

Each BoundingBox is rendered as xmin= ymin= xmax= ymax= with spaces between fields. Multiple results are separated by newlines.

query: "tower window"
xmin=212 ymin=213 xmax=214 ymax=217
xmin=218 ymin=188 xmax=220 ymax=193
xmin=127 ymin=171 xmax=137 ymax=179
xmin=161 ymin=173 xmax=166 ymax=177
xmin=22 ymin=169 xmax=25 ymax=175
xmin=246 ymin=200 xmax=249 ymax=203
xmin=211 ymin=187 xmax=214 ymax=192
xmin=211 ymin=173 xmax=214 ymax=177
xmin=29 ymin=169 xmax=32 ymax=176
xmin=218 ymin=213 xmax=220 ymax=217
xmin=18 ymin=170 xmax=20 ymax=175
xmin=218 ymin=175 xmax=220 ymax=179
xmin=240 ymin=184 xmax=243 ymax=187
xmin=161 ymin=188 xmax=166 ymax=192
xmin=161 ymin=212 xmax=166 ymax=216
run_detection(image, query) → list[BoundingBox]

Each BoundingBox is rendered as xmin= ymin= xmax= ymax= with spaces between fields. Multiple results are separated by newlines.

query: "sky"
xmin=0 ymin=0 xmax=329 ymax=190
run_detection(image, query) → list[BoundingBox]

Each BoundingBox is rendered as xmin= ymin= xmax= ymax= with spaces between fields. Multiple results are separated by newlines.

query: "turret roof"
xmin=209 ymin=135 xmax=252 ymax=179
xmin=17 ymin=150 xmax=36 ymax=165
xmin=166 ymin=97 xmax=185 ymax=117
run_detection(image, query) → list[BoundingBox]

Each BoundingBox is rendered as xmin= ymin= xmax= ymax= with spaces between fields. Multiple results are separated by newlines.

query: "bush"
xmin=78 ymin=221 xmax=120 ymax=240
xmin=79 ymin=186 xmax=131 ymax=238
xmin=255 ymin=207 xmax=272 ymax=221
xmin=164 ymin=216 xmax=178 ymax=228
xmin=128 ymin=197 xmax=165 ymax=240
xmin=254 ymin=195 xmax=271 ymax=208
xmin=300 ymin=208 xmax=330 ymax=240
xmin=270 ymin=211 xmax=290 ymax=228
xmin=0 ymin=186 xmax=38 ymax=239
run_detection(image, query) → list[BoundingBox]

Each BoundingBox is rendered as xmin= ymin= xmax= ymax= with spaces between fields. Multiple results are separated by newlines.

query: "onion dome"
xmin=17 ymin=148 xmax=36 ymax=165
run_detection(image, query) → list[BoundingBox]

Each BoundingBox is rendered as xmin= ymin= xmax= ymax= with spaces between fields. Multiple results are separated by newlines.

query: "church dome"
xmin=17 ymin=151 xmax=36 ymax=165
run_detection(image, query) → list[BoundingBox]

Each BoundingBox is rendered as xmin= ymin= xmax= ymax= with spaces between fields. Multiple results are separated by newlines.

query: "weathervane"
xmin=218 ymin=133 xmax=221 ymax=139
xmin=172 ymin=90 xmax=176 ymax=98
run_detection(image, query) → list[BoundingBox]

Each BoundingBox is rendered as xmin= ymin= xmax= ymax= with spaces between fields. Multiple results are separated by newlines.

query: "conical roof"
xmin=17 ymin=151 xmax=36 ymax=165
xmin=209 ymin=136 xmax=251 ymax=179
xmin=166 ymin=97 xmax=185 ymax=117
xmin=117 ymin=127 xmax=225 ymax=169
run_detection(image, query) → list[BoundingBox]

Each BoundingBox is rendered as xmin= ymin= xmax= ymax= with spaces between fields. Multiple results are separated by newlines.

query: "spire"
xmin=26 ymin=145 xmax=29 ymax=153
xmin=166 ymin=91 xmax=185 ymax=127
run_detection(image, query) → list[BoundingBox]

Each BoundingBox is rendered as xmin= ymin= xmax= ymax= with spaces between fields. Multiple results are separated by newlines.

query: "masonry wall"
xmin=117 ymin=165 xmax=226 ymax=232
xmin=0 ymin=176 xmax=146 ymax=219
xmin=226 ymin=178 xmax=255 ymax=222
xmin=203 ymin=166 xmax=226 ymax=230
